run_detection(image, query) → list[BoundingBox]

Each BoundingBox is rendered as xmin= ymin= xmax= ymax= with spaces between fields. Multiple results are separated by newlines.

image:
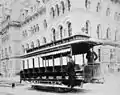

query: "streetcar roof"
xmin=20 ymin=37 xmax=103 ymax=58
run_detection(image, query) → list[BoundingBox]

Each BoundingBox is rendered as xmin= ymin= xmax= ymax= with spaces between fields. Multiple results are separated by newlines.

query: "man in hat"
xmin=67 ymin=54 xmax=76 ymax=88
xmin=86 ymin=49 xmax=98 ymax=64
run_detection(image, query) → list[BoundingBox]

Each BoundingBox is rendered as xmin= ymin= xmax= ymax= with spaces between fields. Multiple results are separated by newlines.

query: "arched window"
xmin=114 ymin=12 xmax=117 ymax=21
xmin=1 ymin=49 xmax=3 ymax=58
xmin=56 ymin=4 xmax=60 ymax=16
xmin=43 ymin=19 xmax=47 ymax=28
xmin=50 ymin=7 xmax=55 ymax=18
xmin=37 ymin=39 xmax=40 ymax=47
xmin=9 ymin=46 xmax=12 ymax=54
xmin=22 ymin=45 xmax=25 ymax=53
xmin=22 ymin=31 xmax=25 ymax=37
xmin=67 ymin=21 xmax=72 ymax=36
xmin=30 ymin=26 xmax=34 ymax=34
xmin=36 ymin=0 xmax=40 ymax=8
xmin=22 ymin=13 xmax=25 ymax=20
xmin=24 ymin=30 xmax=28 ymax=36
xmin=106 ymin=8 xmax=110 ymax=16
xmin=31 ymin=41 xmax=34 ymax=48
xmin=5 ymin=48 xmax=7 ymax=56
xmin=36 ymin=24 xmax=39 ymax=32
xmin=85 ymin=0 xmax=91 ymax=9
xmin=33 ymin=25 xmax=36 ymax=32
xmin=25 ymin=9 xmax=28 ymax=18
xmin=96 ymin=2 xmax=101 ymax=12
xmin=42 ymin=0 xmax=45 ymax=3
xmin=59 ymin=25 xmax=63 ymax=39
xmin=43 ymin=37 xmax=47 ymax=44
xmin=26 ymin=44 xmax=29 ymax=50
xmin=52 ymin=28 xmax=56 ymax=41
xmin=96 ymin=24 xmax=101 ymax=39
xmin=67 ymin=0 xmax=71 ymax=11
xmin=85 ymin=20 xmax=91 ymax=34
xmin=115 ymin=29 xmax=118 ymax=41
xmin=106 ymin=27 xmax=111 ymax=39
xmin=98 ymin=49 xmax=101 ymax=62
xmin=61 ymin=1 xmax=65 ymax=14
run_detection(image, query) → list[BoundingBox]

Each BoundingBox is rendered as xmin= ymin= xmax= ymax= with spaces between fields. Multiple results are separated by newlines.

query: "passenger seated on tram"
xmin=86 ymin=49 xmax=98 ymax=64
xmin=67 ymin=54 xmax=76 ymax=88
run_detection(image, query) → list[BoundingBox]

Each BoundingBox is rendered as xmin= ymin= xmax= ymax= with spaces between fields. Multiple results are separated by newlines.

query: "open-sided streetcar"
xmin=20 ymin=35 xmax=103 ymax=89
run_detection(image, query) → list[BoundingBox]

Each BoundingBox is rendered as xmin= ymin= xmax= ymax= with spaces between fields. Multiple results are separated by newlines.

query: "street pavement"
xmin=0 ymin=72 xmax=120 ymax=95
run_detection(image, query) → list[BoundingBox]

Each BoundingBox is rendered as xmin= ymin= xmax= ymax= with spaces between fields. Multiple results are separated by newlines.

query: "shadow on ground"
xmin=27 ymin=85 xmax=91 ymax=93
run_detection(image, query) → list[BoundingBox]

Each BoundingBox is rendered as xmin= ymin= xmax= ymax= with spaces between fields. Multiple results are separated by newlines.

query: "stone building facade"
xmin=20 ymin=0 xmax=120 ymax=72
xmin=0 ymin=19 xmax=21 ymax=78
xmin=0 ymin=0 xmax=120 ymax=78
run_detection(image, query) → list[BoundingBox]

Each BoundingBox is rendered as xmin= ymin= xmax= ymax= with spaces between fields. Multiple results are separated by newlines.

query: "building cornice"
xmin=0 ymin=21 xmax=21 ymax=35
xmin=20 ymin=6 xmax=46 ymax=27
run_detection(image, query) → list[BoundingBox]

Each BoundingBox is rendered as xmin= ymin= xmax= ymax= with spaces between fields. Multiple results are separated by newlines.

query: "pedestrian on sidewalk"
xmin=12 ymin=83 xmax=15 ymax=88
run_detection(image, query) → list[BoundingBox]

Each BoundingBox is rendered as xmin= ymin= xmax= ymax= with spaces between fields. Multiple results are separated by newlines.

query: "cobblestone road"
xmin=0 ymin=72 xmax=120 ymax=95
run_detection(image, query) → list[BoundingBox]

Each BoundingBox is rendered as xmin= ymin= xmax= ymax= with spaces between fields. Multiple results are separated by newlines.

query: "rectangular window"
xmin=24 ymin=60 xmax=28 ymax=69
xmin=62 ymin=56 xmax=67 ymax=65
xmin=40 ymin=57 xmax=44 ymax=67
xmin=46 ymin=60 xmax=49 ymax=67
xmin=29 ymin=58 xmax=33 ymax=68
xmin=54 ymin=58 xmax=60 ymax=66
xmin=34 ymin=57 xmax=39 ymax=68
xmin=75 ymin=54 xmax=83 ymax=65
xmin=49 ymin=59 xmax=53 ymax=66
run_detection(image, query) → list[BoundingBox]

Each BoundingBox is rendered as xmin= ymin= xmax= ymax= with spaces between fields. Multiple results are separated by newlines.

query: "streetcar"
xmin=20 ymin=35 xmax=102 ymax=89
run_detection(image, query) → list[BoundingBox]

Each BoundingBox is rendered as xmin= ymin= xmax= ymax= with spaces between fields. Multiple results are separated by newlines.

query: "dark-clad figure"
xmin=86 ymin=49 xmax=98 ymax=64
xmin=67 ymin=54 xmax=76 ymax=88
xmin=12 ymin=83 xmax=15 ymax=88
xmin=20 ymin=71 xmax=22 ymax=83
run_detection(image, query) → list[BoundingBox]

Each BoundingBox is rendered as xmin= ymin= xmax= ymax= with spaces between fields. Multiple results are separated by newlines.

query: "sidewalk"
xmin=0 ymin=76 xmax=25 ymax=87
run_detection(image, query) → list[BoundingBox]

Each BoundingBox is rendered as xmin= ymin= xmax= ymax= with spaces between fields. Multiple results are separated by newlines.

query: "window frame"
xmin=67 ymin=0 xmax=71 ymax=11
xmin=96 ymin=24 xmax=101 ymax=39
xmin=67 ymin=21 xmax=72 ymax=37
xmin=106 ymin=27 xmax=111 ymax=39
xmin=9 ymin=46 xmax=12 ymax=54
xmin=85 ymin=0 xmax=91 ymax=9
xmin=26 ymin=43 xmax=29 ymax=50
xmin=85 ymin=20 xmax=91 ymax=34
xmin=37 ymin=39 xmax=40 ymax=47
xmin=106 ymin=7 xmax=110 ymax=16
xmin=96 ymin=2 xmax=101 ymax=12
xmin=59 ymin=25 xmax=63 ymax=39
xmin=22 ymin=45 xmax=25 ymax=53
xmin=52 ymin=28 xmax=56 ymax=42
xmin=50 ymin=7 xmax=55 ymax=18
xmin=61 ymin=1 xmax=65 ymax=14
xmin=56 ymin=4 xmax=60 ymax=16
xmin=31 ymin=41 xmax=34 ymax=48
xmin=43 ymin=37 xmax=47 ymax=44
xmin=43 ymin=19 xmax=47 ymax=29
